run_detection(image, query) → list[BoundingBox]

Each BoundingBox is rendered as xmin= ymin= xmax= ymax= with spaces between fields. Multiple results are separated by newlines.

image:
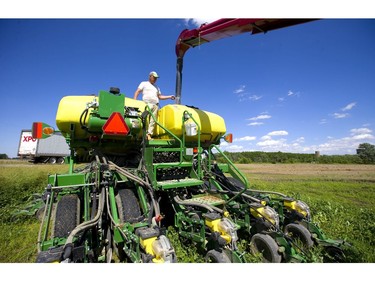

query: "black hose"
xmin=63 ymin=243 xmax=73 ymax=260
xmin=91 ymin=191 xmax=97 ymax=220
xmin=147 ymin=197 xmax=154 ymax=225
xmin=79 ymin=108 xmax=89 ymax=129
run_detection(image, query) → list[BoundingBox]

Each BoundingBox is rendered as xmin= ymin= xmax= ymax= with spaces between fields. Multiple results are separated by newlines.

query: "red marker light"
xmin=224 ymin=133 xmax=233 ymax=143
xmin=32 ymin=122 xmax=43 ymax=139
xmin=102 ymin=112 xmax=130 ymax=136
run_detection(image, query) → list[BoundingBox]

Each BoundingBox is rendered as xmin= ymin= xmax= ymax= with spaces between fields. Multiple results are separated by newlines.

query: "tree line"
xmin=216 ymin=143 xmax=375 ymax=164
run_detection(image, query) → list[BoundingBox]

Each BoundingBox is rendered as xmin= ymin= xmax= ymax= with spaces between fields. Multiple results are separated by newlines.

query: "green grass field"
xmin=0 ymin=160 xmax=374 ymax=262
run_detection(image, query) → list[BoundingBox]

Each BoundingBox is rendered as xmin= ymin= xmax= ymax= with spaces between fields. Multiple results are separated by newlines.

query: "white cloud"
xmin=255 ymin=131 xmax=289 ymax=149
xmin=225 ymin=144 xmax=244 ymax=152
xmin=328 ymin=102 xmax=356 ymax=121
xmin=221 ymin=123 xmax=375 ymax=155
xmin=234 ymin=85 xmax=246 ymax=94
xmin=333 ymin=112 xmax=349 ymax=119
xmin=352 ymin=134 xmax=375 ymax=140
xmin=183 ymin=18 xmax=217 ymax=28
xmin=260 ymin=135 xmax=272 ymax=141
xmin=311 ymin=130 xmax=375 ymax=154
xmin=248 ymin=114 xmax=272 ymax=121
xmin=279 ymin=90 xmax=300 ymax=102
xmin=247 ymin=122 xmax=263 ymax=126
xmin=235 ymin=136 xmax=256 ymax=141
xmin=341 ymin=102 xmax=356 ymax=111
xmin=294 ymin=137 xmax=305 ymax=143
xmin=268 ymin=130 xmax=288 ymax=136
xmin=257 ymin=138 xmax=287 ymax=148
xmin=320 ymin=119 xmax=328 ymax=124
xmin=249 ymin=95 xmax=262 ymax=101
xmin=233 ymin=85 xmax=262 ymax=102
xmin=349 ymin=128 xmax=374 ymax=141
xmin=350 ymin=128 xmax=372 ymax=135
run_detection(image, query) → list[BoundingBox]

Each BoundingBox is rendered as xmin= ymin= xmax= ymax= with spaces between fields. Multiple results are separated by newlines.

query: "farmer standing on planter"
xmin=133 ymin=71 xmax=175 ymax=140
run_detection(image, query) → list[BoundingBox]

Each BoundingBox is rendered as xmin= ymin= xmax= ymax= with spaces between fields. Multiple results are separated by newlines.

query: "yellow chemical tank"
xmin=55 ymin=95 xmax=226 ymax=144
xmin=55 ymin=95 xmax=147 ymax=139
xmin=156 ymin=104 xmax=226 ymax=144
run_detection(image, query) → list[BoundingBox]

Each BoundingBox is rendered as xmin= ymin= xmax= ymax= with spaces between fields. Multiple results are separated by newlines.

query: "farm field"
xmin=0 ymin=160 xmax=374 ymax=263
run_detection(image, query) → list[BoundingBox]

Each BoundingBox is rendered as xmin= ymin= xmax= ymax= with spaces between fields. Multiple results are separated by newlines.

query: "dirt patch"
xmin=236 ymin=163 xmax=375 ymax=182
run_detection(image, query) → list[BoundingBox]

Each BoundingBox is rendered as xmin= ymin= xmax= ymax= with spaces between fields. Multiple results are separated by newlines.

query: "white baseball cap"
xmin=149 ymin=71 xmax=159 ymax=78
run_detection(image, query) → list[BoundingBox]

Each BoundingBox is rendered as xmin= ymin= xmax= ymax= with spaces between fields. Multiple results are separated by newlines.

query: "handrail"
xmin=209 ymin=144 xmax=249 ymax=204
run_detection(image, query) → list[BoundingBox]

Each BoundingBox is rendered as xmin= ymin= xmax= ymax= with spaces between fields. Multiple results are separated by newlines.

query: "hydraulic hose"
xmin=105 ymin=187 xmax=118 ymax=227
xmin=208 ymin=164 xmax=288 ymax=199
xmin=245 ymin=188 xmax=288 ymax=198
xmin=108 ymin=161 xmax=161 ymax=219
xmin=231 ymin=191 xmax=262 ymax=203
xmin=79 ymin=108 xmax=89 ymax=130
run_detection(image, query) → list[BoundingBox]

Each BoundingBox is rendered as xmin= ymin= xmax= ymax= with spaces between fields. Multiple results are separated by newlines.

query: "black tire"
xmin=57 ymin=157 xmax=65 ymax=164
xmin=284 ymin=223 xmax=314 ymax=249
xmin=48 ymin=157 xmax=57 ymax=164
xmin=52 ymin=195 xmax=80 ymax=238
xmin=205 ymin=249 xmax=231 ymax=263
xmin=324 ymin=246 xmax=345 ymax=263
xmin=115 ymin=188 xmax=142 ymax=223
xmin=250 ymin=233 xmax=282 ymax=263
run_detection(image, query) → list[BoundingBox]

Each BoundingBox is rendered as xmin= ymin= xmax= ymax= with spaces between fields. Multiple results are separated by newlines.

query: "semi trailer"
xmin=17 ymin=129 xmax=69 ymax=164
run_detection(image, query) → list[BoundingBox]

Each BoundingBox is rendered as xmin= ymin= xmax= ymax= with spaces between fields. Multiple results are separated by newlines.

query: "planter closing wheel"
xmin=52 ymin=194 xmax=81 ymax=238
xmin=205 ymin=249 xmax=231 ymax=263
xmin=250 ymin=233 xmax=282 ymax=263
xmin=284 ymin=223 xmax=314 ymax=249
xmin=115 ymin=188 xmax=142 ymax=223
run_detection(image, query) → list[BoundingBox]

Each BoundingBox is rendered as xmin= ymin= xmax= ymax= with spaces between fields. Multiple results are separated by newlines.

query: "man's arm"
xmin=133 ymin=88 xmax=142 ymax=100
xmin=158 ymin=94 xmax=175 ymax=100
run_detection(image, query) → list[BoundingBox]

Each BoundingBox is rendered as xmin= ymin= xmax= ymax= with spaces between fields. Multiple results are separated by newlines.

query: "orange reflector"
xmin=102 ymin=112 xmax=130 ymax=135
xmin=224 ymin=133 xmax=233 ymax=143
xmin=193 ymin=147 xmax=198 ymax=154
xmin=43 ymin=127 xmax=54 ymax=135
xmin=32 ymin=122 xmax=43 ymax=139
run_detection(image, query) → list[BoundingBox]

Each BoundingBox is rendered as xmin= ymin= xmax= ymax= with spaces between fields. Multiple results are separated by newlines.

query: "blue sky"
xmin=1 ymin=18 xmax=374 ymax=158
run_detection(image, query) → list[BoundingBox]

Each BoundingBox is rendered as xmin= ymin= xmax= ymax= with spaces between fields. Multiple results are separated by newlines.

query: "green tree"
xmin=0 ymin=154 xmax=9 ymax=159
xmin=356 ymin=143 xmax=375 ymax=164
